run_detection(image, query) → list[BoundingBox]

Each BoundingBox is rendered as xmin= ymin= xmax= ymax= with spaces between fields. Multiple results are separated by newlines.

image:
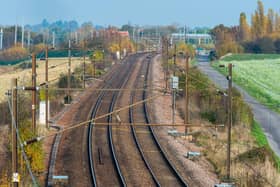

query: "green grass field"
xmin=221 ymin=53 xmax=280 ymax=61
xmin=213 ymin=55 xmax=280 ymax=113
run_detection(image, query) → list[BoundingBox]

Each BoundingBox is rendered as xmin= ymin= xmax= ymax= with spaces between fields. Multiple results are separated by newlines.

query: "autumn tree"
xmin=239 ymin=12 xmax=251 ymax=41
xmin=275 ymin=13 xmax=280 ymax=32
xmin=251 ymin=12 xmax=259 ymax=39
xmin=267 ymin=9 xmax=274 ymax=34
xmin=257 ymin=0 xmax=266 ymax=36
xmin=251 ymin=1 xmax=267 ymax=39
xmin=176 ymin=42 xmax=195 ymax=58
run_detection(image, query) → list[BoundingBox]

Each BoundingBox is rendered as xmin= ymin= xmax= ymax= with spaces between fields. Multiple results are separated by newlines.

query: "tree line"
xmin=211 ymin=0 xmax=280 ymax=57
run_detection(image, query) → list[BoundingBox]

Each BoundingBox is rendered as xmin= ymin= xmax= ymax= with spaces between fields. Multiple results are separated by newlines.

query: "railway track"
xmin=129 ymin=54 xmax=189 ymax=186
xmin=53 ymin=53 xmax=189 ymax=186
xmin=87 ymin=60 xmax=125 ymax=186
xmin=88 ymin=54 xmax=142 ymax=186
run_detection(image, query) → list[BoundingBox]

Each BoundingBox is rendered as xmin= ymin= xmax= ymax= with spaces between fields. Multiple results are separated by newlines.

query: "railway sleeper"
xmin=98 ymin=147 xmax=104 ymax=165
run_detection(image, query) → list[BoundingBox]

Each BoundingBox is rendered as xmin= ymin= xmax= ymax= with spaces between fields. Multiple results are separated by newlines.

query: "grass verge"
xmin=251 ymin=121 xmax=280 ymax=171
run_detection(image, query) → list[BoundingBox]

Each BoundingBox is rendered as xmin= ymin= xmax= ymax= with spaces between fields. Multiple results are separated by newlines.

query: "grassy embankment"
xmin=213 ymin=54 xmax=280 ymax=164
xmin=175 ymin=56 xmax=280 ymax=186
xmin=209 ymin=54 xmax=280 ymax=183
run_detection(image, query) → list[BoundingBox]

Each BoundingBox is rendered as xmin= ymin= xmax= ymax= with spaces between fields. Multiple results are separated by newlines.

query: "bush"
xmin=256 ymin=37 xmax=276 ymax=53
xmin=242 ymin=36 xmax=277 ymax=54
xmin=179 ymin=67 xmax=253 ymax=126
xmin=0 ymin=102 xmax=11 ymax=125
xmin=0 ymin=46 xmax=29 ymax=65
xmin=200 ymin=111 xmax=217 ymax=123
xmin=209 ymin=50 xmax=218 ymax=61
xmin=57 ymin=73 xmax=82 ymax=88
xmin=275 ymin=39 xmax=280 ymax=53
xmin=19 ymin=120 xmax=45 ymax=173
xmin=216 ymin=42 xmax=244 ymax=57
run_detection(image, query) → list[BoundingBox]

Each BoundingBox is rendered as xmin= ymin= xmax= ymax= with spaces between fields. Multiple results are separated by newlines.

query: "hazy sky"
xmin=1 ymin=0 xmax=279 ymax=27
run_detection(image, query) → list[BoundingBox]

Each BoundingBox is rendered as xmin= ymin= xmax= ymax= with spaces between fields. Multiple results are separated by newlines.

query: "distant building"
xmin=118 ymin=31 xmax=129 ymax=38
xmin=171 ymin=33 xmax=213 ymax=45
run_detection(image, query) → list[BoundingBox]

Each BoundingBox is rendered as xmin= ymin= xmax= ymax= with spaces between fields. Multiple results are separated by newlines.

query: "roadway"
xmin=196 ymin=55 xmax=280 ymax=158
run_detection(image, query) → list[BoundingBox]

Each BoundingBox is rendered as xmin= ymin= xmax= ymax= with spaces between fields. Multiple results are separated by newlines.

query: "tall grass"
xmin=252 ymin=121 xmax=280 ymax=171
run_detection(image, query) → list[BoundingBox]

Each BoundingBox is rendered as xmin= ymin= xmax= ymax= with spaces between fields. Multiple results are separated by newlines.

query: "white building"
xmin=171 ymin=33 xmax=213 ymax=45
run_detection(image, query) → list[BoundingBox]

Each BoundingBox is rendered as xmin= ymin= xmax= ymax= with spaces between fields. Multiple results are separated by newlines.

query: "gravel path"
xmin=197 ymin=55 xmax=280 ymax=157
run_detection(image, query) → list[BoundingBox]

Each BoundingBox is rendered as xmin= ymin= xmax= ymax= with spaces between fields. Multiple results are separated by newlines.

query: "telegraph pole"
xmin=67 ymin=40 xmax=71 ymax=104
xmin=45 ymin=47 xmax=49 ymax=128
xmin=83 ymin=40 xmax=86 ymax=88
xmin=226 ymin=63 xmax=233 ymax=182
xmin=32 ymin=53 xmax=37 ymax=133
xmin=11 ymin=78 xmax=19 ymax=187
xmin=185 ymin=56 xmax=189 ymax=136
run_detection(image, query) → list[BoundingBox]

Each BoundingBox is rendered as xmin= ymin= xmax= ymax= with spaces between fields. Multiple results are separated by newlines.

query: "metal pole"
xmin=12 ymin=78 xmax=18 ymax=187
xmin=0 ymin=28 xmax=3 ymax=50
xmin=83 ymin=40 xmax=86 ymax=88
xmin=93 ymin=57 xmax=96 ymax=78
xmin=32 ymin=53 xmax=37 ymax=133
xmin=184 ymin=25 xmax=187 ymax=43
xmin=226 ymin=63 xmax=233 ymax=182
xmin=21 ymin=24 xmax=24 ymax=48
xmin=172 ymin=88 xmax=176 ymax=129
xmin=173 ymin=44 xmax=176 ymax=76
xmin=185 ymin=56 xmax=189 ymax=136
xmin=45 ymin=47 xmax=49 ymax=128
xmin=52 ymin=32 xmax=55 ymax=49
xmin=166 ymin=38 xmax=169 ymax=90
xmin=161 ymin=37 xmax=166 ymax=90
xmin=27 ymin=31 xmax=31 ymax=50
xmin=14 ymin=25 xmax=17 ymax=46
xmin=172 ymin=43 xmax=177 ymax=129
xmin=67 ymin=40 xmax=71 ymax=104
